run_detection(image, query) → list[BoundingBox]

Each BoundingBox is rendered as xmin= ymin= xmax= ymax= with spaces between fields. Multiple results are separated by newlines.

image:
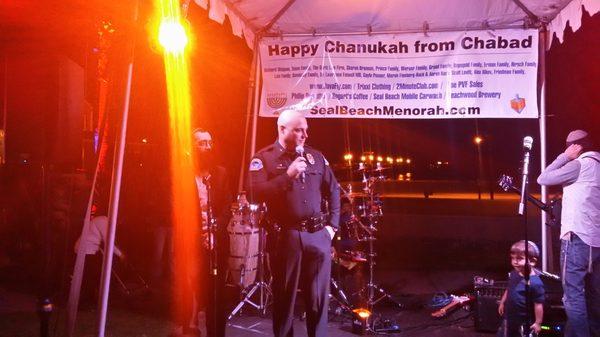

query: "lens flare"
xmin=154 ymin=0 xmax=200 ymax=325
xmin=158 ymin=20 xmax=188 ymax=53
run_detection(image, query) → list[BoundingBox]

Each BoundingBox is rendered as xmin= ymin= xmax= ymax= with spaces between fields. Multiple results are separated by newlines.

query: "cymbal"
xmin=354 ymin=165 xmax=391 ymax=172
xmin=344 ymin=192 xmax=366 ymax=198
xmin=373 ymin=166 xmax=390 ymax=171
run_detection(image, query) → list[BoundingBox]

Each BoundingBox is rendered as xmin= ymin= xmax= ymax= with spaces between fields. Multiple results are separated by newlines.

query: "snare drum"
xmin=227 ymin=203 xmax=263 ymax=288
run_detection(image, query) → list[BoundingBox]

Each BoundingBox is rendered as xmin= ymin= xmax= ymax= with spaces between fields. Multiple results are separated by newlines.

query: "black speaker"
xmin=474 ymin=280 xmax=506 ymax=332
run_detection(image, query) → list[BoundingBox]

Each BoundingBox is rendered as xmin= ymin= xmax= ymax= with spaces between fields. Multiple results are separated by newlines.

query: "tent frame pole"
xmin=260 ymin=0 xmax=297 ymax=34
xmin=249 ymin=40 xmax=262 ymax=163
xmin=261 ymin=24 xmax=539 ymax=38
xmin=538 ymin=25 xmax=549 ymax=272
xmin=97 ymin=4 xmax=138 ymax=336
xmin=238 ymin=36 xmax=261 ymax=192
xmin=96 ymin=60 xmax=133 ymax=337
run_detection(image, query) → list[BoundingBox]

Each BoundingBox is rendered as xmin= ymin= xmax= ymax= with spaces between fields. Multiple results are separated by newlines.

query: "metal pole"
xmin=2 ymin=55 xmax=7 ymax=131
xmin=538 ymin=26 xmax=549 ymax=272
xmin=66 ymin=152 xmax=101 ymax=337
xmin=249 ymin=40 xmax=262 ymax=161
xmin=1 ymin=55 xmax=7 ymax=165
xmin=262 ymin=25 xmax=535 ymax=38
xmin=96 ymin=60 xmax=133 ymax=337
xmin=97 ymin=3 xmax=138 ymax=334
xmin=238 ymin=38 xmax=259 ymax=192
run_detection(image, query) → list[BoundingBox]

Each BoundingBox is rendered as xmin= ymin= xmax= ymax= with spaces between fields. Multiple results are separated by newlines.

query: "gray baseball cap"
xmin=566 ymin=129 xmax=588 ymax=143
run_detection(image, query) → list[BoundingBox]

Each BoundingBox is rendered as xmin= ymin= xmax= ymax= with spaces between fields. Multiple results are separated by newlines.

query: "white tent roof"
xmin=194 ymin=0 xmax=598 ymax=48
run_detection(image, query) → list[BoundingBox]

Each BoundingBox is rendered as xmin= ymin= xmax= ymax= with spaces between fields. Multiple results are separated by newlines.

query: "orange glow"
xmin=154 ymin=0 xmax=201 ymax=324
xmin=474 ymin=136 xmax=483 ymax=145
xmin=352 ymin=308 xmax=372 ymax=319
xmin=158 ymin=20 xmax=188 ymax=53
xmin=360 ymin=155 xmax=366 ymax=161
xmin=376 ymin=156 xmax=383 ymax=162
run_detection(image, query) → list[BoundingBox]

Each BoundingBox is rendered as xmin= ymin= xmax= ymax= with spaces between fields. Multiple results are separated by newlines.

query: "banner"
xmin=259 ymin=29 xmax=539 ymax=119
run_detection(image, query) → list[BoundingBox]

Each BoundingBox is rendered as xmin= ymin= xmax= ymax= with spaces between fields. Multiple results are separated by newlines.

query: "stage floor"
xmin=1 ymin=269 xmax=503 ymax=337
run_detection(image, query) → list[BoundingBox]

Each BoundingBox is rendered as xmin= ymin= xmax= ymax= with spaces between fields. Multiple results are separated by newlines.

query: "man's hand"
xmin=497 ymin=301 xmax=505 ymax=316
xmin=564 ymin=144 xmax=582 ymax=160
xmin=530 ymin=322 xmax=542 ymax=334
xmin=287 ymin=156 xmax=307 ymax=179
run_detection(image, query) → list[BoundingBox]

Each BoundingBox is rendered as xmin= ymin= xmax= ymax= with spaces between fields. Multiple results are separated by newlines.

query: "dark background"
xmin=0 ymin=2 xmax=597 ymax=297
xmin=0 ymin=4 xmax=597 ymax=184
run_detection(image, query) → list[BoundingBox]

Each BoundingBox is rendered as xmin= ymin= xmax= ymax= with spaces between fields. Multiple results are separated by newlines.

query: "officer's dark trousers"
xmin=272 ymin=228 xmax=332 ymax=337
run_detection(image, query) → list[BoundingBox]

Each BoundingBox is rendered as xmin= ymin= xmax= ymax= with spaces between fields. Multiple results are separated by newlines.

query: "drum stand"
xmin=228 ymin=219 xmax=272 ymax=319
xmin=357 ymin=216 xmax=396 ymax=309
xmin=353 ymin=170 xmax=401 ymax=318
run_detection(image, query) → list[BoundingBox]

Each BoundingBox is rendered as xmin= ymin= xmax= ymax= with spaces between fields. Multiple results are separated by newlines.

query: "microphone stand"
xmin=203 ymin=174 xmax=218 ymax=336
xmin=518 ymin=148 xmax=532 ymax=336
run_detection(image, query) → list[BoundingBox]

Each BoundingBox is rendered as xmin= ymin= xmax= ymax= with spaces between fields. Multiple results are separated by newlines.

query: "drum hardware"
xmin=338 ymin=165 xmax=401 ymax=332
xmin=329 ymin=278 xmax=353 ymax=317
xmin=228 ymin=193 xmax=272 ymax=319
xmin=227 ymin=199 xmax=262 ymax=288
xmin=203 ymin=175 xmax=219 ymax=335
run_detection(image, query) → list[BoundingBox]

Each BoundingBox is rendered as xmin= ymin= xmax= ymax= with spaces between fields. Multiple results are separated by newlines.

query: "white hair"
xmin=277 ymin=110 xmax=305 ymax=127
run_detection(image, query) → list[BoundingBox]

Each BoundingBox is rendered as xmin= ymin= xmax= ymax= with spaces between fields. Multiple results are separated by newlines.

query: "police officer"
xmin=247 ymin=109 xmax=340 ymax=337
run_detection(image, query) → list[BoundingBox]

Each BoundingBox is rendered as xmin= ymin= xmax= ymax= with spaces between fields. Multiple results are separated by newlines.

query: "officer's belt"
xmin=289 ymin=213 xmax=328 ymax=233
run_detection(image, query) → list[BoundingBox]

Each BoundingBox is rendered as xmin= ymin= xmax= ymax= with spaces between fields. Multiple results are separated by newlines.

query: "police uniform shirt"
xmin=248 ymin=141 xmax=340 ymax=229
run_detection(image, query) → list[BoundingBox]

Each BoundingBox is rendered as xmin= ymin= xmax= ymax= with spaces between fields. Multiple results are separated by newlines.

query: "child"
xmin=497 ymin=240 xmax=545 ymax=337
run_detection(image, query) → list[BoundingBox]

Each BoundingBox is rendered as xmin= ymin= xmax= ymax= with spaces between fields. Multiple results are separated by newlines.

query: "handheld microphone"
xmin=519 ymin=136 xmax=533 ymax=215
xmin=295 ymin=145 xmax=305 ymax=183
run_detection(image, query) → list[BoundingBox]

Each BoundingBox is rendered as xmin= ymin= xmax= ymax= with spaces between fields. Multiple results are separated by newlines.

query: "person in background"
xmin=537 ymin=129 xmax=599 ymax=337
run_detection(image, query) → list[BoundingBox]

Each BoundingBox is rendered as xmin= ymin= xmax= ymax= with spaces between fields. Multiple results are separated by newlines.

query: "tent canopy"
xmin=194 ymin=0 xmax=598 ymax=48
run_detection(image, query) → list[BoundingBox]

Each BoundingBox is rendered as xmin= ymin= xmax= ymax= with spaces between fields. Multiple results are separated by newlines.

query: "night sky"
xmin=0 ymin=3 xmax=597 ymax=187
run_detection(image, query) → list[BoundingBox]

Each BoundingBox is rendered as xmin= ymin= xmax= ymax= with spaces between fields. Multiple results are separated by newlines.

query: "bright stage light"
xmin=353 ymin=308 xmax=372 ymax=319
xmin=474 ymin=136 xmax=483 ymax=145
xmin=158 ymin=20 xmax=188 ymax=53
xmin=351 ymin=308 xmax=372 ymax=334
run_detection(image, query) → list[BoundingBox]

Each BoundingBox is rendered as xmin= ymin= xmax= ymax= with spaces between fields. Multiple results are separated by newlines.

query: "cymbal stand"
xmin=355 ymin=170 xmax=399 ymax=312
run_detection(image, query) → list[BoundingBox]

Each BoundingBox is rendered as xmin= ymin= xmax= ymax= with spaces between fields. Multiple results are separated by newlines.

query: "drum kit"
xmin=333 ymin=161 xmax=398 ymax=317
xmin=223 ymin=162 xmax=397 ymax=327
xmin=226 ymin=192 xmax=271 ymax=319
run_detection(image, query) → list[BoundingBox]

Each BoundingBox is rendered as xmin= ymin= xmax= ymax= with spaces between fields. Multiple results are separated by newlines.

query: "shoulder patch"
xmin=323 ymin=157 xmax=330 ymax=166
xmin=249 ymin=158 xmax=263 ymax=171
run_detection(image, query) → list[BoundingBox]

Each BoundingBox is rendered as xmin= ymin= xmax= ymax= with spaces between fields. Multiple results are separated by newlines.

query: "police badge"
xmin=306 ymin=153 xmax=315 ymax=165
xmin=249 ymin=158 xmax=263 ymax=171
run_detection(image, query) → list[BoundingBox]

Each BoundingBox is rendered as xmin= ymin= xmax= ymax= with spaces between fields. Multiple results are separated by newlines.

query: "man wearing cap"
xmin=247 ymin=109 xmax=340 ymax=337
xmin=537 ymin=129 xmax=600 ymax=337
